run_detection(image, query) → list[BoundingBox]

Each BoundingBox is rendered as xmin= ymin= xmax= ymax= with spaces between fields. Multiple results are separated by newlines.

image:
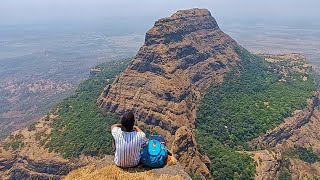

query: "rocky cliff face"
xmin=97 ymin=8 xmax=241 ymax=178
xmin=0 ymin=114 xmax=78 ymax=179
xmin=1 ymin=8 xmax=319 ymax=180
xmin=98 ymin=8 xmax=239 ymax=134
xmin=249 ymin=93 xmax=320 ymax=179
xmin=171 ymin=126 xmax=211 ymax=178
xmin=245 ymin=54 xmax=320 ymax=179
xmin=0 ymin=113 xmax=191 ymax=180
xmin=0 ymin=156 xmax=72 ymax=180
xmin=251 ymin=95 xmax=319 ymax=149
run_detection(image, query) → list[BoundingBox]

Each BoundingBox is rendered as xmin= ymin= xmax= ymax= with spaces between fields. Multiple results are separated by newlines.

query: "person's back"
xmin=111 ymin=111 xmax=146 ymax=168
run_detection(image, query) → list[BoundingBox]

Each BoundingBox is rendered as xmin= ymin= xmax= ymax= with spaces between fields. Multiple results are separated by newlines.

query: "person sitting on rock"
xmin=111 ymin=111 xmax=146 ymax=168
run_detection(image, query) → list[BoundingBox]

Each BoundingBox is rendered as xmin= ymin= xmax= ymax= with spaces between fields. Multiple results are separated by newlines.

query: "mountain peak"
xmin=146 ymin=8 xmax=219 ymax=46
xmin=171 ymin=8 xmax=212 ymax=18
xmin=98 ymin=8 xmax=241 ymax=178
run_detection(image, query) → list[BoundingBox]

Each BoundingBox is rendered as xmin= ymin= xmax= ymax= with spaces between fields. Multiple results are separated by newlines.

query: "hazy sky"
xmin=1 ymin=0 xmax=319 ymax=26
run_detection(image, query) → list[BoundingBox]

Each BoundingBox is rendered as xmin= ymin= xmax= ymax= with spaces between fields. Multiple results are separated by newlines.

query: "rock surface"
xmin=1 ymin=8 xmax=319 ymax=180
xmin=247 ymin=150 xmax=282 ymax=180
xmin=84 ymin=155 xmax=191 ymax=180
xmin=171 ymin=126 xmax=211 ymax=179
xmin=0 ymin=114 xmax=78 ymax=179
xmin=251 ymin=95 xmax=319 ymax=149
xmin=97 ymin=8 xmax=241 ymax=177
xmin=98 ymin=8 xmax=239 ymax=134
xmin=249 ymin=93 xmax=320 ymax=179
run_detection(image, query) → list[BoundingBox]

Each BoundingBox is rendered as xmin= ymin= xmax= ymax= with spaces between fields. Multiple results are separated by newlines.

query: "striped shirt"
xmin=111 ymin=127 xmax=146 ymax=167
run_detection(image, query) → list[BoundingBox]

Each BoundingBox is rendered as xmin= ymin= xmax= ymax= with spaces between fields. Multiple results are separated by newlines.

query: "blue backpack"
xmin=140 ymin=135 xmax=168 ymax=168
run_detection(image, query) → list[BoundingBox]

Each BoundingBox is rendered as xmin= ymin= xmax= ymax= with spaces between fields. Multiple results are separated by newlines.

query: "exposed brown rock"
xmin=247 ymin=150 xmax=282 ymax=180
xmin=97 ymin=8 xmax=241 ymax=177
xmin=76 ymin=155 xmax=192 ymax=180
xmin=0 ymin=113 xmax=79 ymax=179
xmin=251 ymin=95 xmax=319 ymax=149
xmin=98 ymin=8 xmax=240 ymax=133
xmin=2 ymin=8 xmax=318 ymax=180
xmin=249 ymin=93 xmax=320 ymax=179
xmin=171 ymin=126 xmax=211 ymax=179
xmin=290 ymin=158 xmax=320 ymax=179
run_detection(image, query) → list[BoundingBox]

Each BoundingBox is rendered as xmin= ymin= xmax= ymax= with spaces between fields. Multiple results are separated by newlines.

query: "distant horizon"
xmin=1 ymin=0 xmax=319 ymax=26
xmin=1 ymin=1 xmax=319 ymax=67
xmin=1 ymin=11 xmax=319 ymax=39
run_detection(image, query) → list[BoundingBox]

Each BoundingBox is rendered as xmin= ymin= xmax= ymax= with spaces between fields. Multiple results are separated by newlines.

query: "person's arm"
xmin=133 ymin=125 xmax=143 ymax=132
xmin=111 ymin=124 xmax=122 ymax=131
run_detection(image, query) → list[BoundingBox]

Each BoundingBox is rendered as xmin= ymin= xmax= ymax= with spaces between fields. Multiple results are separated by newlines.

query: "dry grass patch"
xmin=64 ymin=165 xmax=184 ymax=180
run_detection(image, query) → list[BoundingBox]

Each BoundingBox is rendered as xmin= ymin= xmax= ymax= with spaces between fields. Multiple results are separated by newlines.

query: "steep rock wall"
xmin=97 ymin=9 xmax=241 ymax=178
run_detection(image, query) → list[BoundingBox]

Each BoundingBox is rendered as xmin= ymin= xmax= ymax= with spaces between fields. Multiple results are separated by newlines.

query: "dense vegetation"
xmin=197 ymin=47 xmax=316 ymax=179
xmin=198 ymin=138 xmax=255 ymax=179
xmin=293 ymin=146 xmax=320 ymax=163
xmin=278 ymin=157 xmax=292 ymax=180
xmin=46 ymin=59 xmax=130 ymax=157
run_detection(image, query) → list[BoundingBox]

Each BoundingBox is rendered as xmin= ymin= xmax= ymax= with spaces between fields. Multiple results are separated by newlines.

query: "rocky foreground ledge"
xmin=0 ymin=113 xmax=191 ymax=179
xmin=1 ymin=8 xmax=320 ymax=180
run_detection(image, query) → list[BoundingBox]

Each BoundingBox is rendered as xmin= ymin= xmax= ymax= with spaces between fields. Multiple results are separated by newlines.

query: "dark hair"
xmin=121 ymin=111 xmax=135 ymax=131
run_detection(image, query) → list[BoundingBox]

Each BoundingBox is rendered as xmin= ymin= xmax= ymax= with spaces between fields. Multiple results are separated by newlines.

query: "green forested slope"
xmin=46 ymin=59 xmax=130 ymax=157
xmin=196 ymin=47 xmax=316 ymax=179
xmin=41 ymin=48 xmax=316 ymax=179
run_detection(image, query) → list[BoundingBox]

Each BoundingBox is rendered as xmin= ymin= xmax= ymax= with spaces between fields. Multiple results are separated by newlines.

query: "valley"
xmin=1 ymin=13 xmax=319 ymax=142
xmin=0 ymin=25 xmax=143 ymax=139
xmin=0 ymin=7 xmax=319 ymax=180
xmin=222 ymin=21 xmax=320 ymax=66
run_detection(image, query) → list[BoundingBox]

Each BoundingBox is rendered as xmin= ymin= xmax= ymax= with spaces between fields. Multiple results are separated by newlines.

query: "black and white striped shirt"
xmin=111 ymin=127 xmax=146 ymax=167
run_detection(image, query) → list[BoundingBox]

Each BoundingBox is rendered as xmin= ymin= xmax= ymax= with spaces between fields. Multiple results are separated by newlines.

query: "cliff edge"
xmin=97 ymin=8 xmax=241 ymax=178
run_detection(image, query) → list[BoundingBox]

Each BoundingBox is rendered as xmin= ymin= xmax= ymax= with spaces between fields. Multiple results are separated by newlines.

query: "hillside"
xmin=1 ymin=8 xmax=319 ymax=180
xmin=0 ymin=59 xmax=190 ymax=179
xmin=0 ymin=28 xmax=142 ymax=140
xmin=0 ymin=60 xmax=130 ymax=179
xmin=96 ymin=8 xmax=318 ymax=179
xmin=197 ymin=51 xmax=317 ymax=179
